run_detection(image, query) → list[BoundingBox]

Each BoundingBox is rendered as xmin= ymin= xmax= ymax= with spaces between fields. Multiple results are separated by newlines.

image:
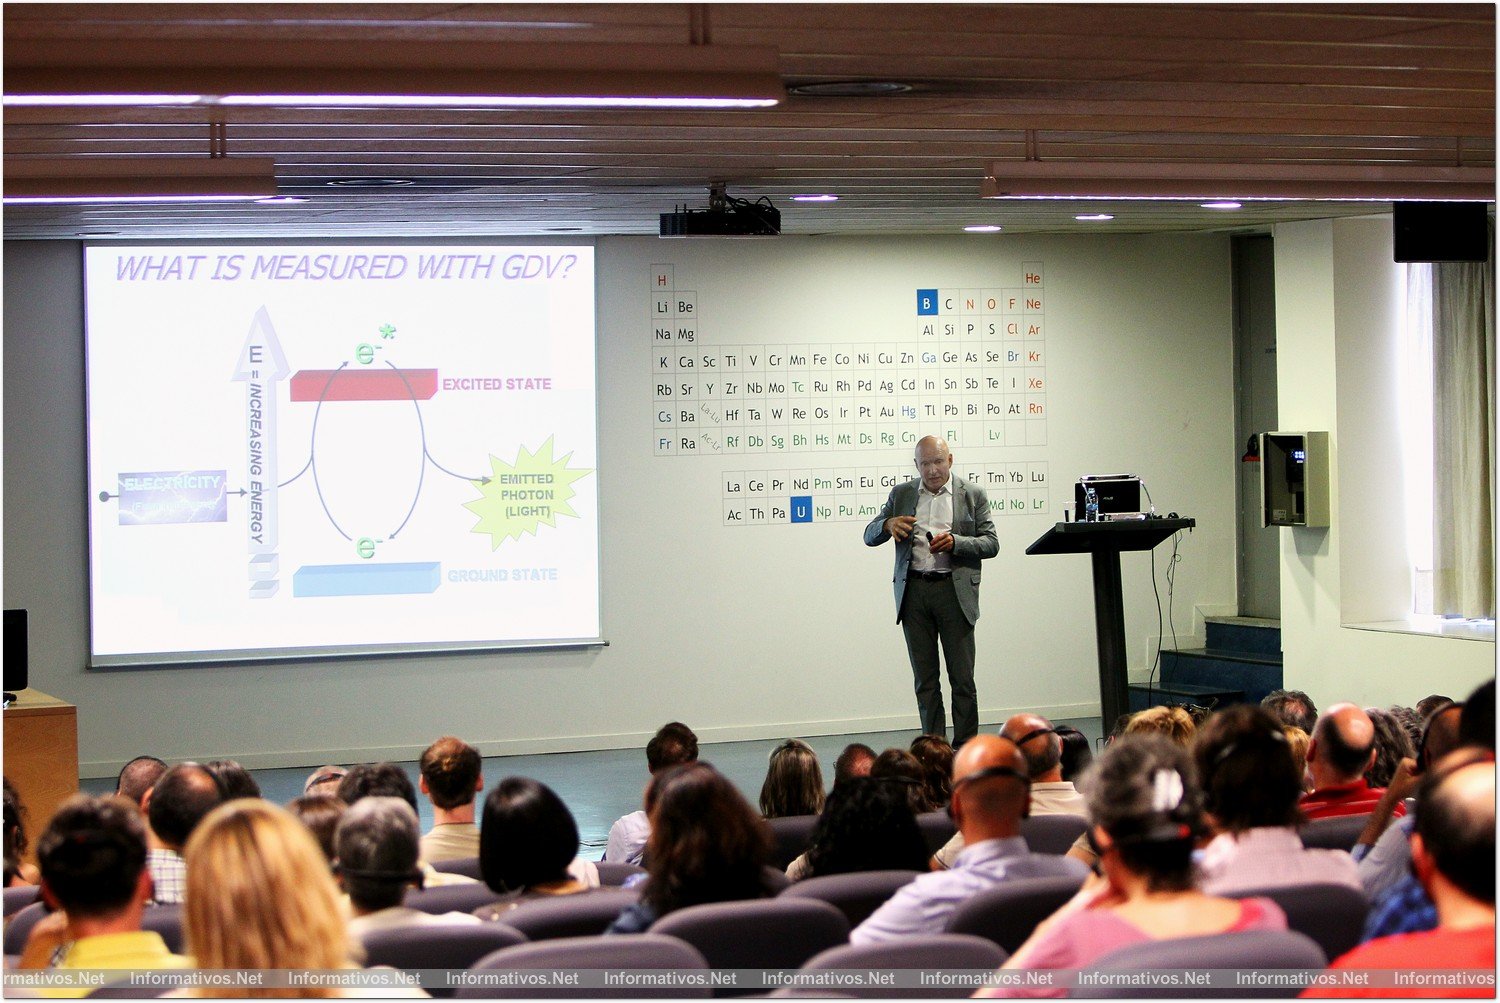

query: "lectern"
xmin=1026 ymin=519 xmax=1195 ymax=727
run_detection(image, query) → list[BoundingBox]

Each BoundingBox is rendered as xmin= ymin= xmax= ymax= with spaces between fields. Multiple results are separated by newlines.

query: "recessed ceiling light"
xmin=788 ymin=81 xmax=912 ymax=98
xmin=544 ymin=226 xmax=583 ymax=232
xmin=792 ymin=194 xmax=839 ymax=202
xmin=963 ymin=225 xmax=1002 ymax=233
xmin=326 ymin=177 xmax=414 ymax=188
xmin=255 ymin=195 xmax=309 ymax=205
xmin=1075 ymin=213 xmax=1114 ymax=221
xmin=1201 ymin=201 xmax=1243 ymax=210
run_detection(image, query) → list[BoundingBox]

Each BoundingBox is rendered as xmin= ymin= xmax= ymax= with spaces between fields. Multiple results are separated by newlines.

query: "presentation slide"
xmin=83 ymin=244 xmax=599 ymax=666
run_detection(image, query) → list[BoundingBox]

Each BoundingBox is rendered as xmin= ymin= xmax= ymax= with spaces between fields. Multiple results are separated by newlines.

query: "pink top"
xmin=977 ymin=897 xmax=1286 ymax=998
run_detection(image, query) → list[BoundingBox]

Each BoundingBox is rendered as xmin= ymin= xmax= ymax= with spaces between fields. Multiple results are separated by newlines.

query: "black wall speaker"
xmin=1393 ymin=201 xmax=1490 ymax=263
xmin=4 ymin=609 xmax=28 ymax=694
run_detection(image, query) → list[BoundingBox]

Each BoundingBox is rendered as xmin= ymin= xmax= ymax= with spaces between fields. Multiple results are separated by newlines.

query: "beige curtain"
xmin=1431 ymin=242 xmax=1496 ymax=619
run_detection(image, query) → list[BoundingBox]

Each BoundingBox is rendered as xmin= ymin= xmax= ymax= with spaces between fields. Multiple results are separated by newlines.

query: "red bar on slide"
xmin=290 ymin=369 xmax=438 ymax=402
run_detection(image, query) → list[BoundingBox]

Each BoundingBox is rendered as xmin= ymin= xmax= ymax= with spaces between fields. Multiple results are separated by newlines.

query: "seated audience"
xmin=288 ymin=793 xmax=347 ymax=866
xmin=474 ymin=777 xmax=599 ymax=919
xmin=1302 ymin=703 xmax=1403 ymax=820
xmin=933 ymin=714 xmax=1086 ymax=869
xmin=603 ymin=721 xmax=698 ymax=866
xmin=1054 ymin=725 xmax=1093 ymax=784
xmin=785 ymin=776 xmax=929 ymax=881
xmin=1283 ymin=725 xmax=1313 ymax=793
xmin=304 ymin=765 xmax=349 ymax=797
xmin=1364 ymin=708 xmax=1416 ymax=788
xmin=909 ymin=733 xmax=955 ymax=810
xmin=981 ymin=734 xmax=1286 ymax=996
xmin=1386 ymin=704 xmax=1423 ymax=753
xmin=1302 ymin=752 xmax=1494 ymax=998
xmin=417 ymin=736 xmax=484 ymax=863
xmin=115 ymin=756 xmax=168 ymax=805
xmin=205 ymin=759 xmax=261 ymax=800
xmin=759 ymin=738 xmax=826 ymax=819
xmin=5 ymin=777 xmax=39 ymax=886
xmin=17 ymin=795 xmax=190 ymax=988
xmin=338 ymin=762 xmax=476 ymax=887
xmin=832 ymin=742 xmax=878 ymax=792
xmin=143 ymin=762 xmax=224 ymax=904
xmin=339 ymin=797 xmax=480 ymax=938
xmin=607 ymin=762 xmax=775 ymax=933
xmin=1124 ymin=704 xmax=1196 ymax=747
xmin=870 ymin=747 xmax=938 ymax=816
xmin=1262 ymin=688 xmax=1319 ymax=733
xmin=851 ymin=735 xmax=1088 ymax=944
xmin=1415 ymin=693 xmax=1455 ymax=721
xmin=1192 ymin=705 xmax=1360 ymax=894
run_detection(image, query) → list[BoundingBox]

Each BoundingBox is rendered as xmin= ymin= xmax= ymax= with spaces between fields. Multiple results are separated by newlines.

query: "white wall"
xmin=1273 ymin=217 xmax=1494 ymax=709
xmin=5 ymin=234 xmax=1238 ymax=776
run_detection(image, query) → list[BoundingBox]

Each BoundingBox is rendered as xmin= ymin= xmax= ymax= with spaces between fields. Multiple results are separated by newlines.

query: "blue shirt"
xmin=1362 ymin=872 xmax=1437 ymax=942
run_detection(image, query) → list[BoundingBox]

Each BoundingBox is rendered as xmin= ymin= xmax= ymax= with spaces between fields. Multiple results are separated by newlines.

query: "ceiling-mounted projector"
xmin=660 ymin=183 xmax=780 ymax=237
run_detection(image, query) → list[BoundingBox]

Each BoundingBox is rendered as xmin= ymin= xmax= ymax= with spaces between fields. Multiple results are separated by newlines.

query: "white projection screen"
xmin=83 ymin=244 xmax=600 ymax=667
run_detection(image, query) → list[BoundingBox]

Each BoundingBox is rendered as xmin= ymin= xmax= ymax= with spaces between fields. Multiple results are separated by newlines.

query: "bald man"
xmin=1302 ymin=702 xmax=1401 ymax=821
xmin=849 ymin=735 xmax=1088 ymax=944
xmin=863 ymin=434 xmax=998 ymax=745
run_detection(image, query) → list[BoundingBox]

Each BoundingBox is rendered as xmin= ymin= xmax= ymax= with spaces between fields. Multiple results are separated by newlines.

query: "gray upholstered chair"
xmin=457 ymin=933 xmax=710 ymax=998
xmin=944 ymin=873 xmax=1086 ymax=953
xmin=1019 ymin=813 xmax=1089 ymax=855
xmin=790 ymin=933 xmax=1007 ymax=998
xmin=431 ymin=855 xmax=484 ymax=881
xmin=650 ymin=897 xmax=849 ymax=994
xmin=3 ymin=884 xmax=40 ymax=918
xmin=360 ymin=922 xmax=527 ymax=998
xmin=777 ymin=869 xmax=920 ymax=928
xmin=1227 ymin=882 xmax=1369 ymax=963
xmin=405 ymin=881 xmax=502 ymax=915
xmin=596 ymin=861 xmax=645 ymax=886
xmin=1297 ymin=813 xmax=1371 ymax=852
xmin=765 ymin=814 xmax=820 ymax=869
xmin=493 ymin=889 xmax=640 ymax=941
xmin=1069 ymin=929 xmax=1327 ymax=998
xmin=139 ymin=904 xmax=184 ymax=953
xmin=914 ymin=812 xmax=957 ymax=855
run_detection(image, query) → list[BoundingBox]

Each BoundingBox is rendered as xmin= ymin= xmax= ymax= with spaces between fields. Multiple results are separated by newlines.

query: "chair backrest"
xmin=406 ymin=881 xmax=502 ymax=915
xmin=1072 ymin=929 xmax=1327 ymax=998
xmin=1298 ymin=813 xmax=1370 ymax=852
xmin=3 ymin=884 xmax=40 ymax=918
xmin=777 ymin=870 xmax=921 ymax=929
xmin=139 ymin=904 xmax=184 ymax=954
xmin=914 ymin=812 xmax=956 ymax=855
xmin=650 ymin=897 xmax=850 ymax=975
xmin=431 ymin=856 xmax=484 ymax=881
xmin=494 ymin=889 xmax=640 ymax=941
xmin=1020 ymin=814 xmax=1089 ymax=855
xmin=944 ymin=874 xmax=1087 ymax=953
xmin=458 ymin=933 xmax=710 ymax=998
xmin=88 ymin=984 xmax=169 ymax=999
xmin=361 ymin=922 xmax=526 ymax=993
xmin=765 ymin=814 xmax=821 ymax=869
xmin=3 ymin=900 xmax=50 ymax=955
xmin=798 ymin=934 xmax=1007 ymax=998
xmin=1227 ymin=882 xmax=1369 ymax=963
xmin=596 ymin=861 xmax=645 ymax=887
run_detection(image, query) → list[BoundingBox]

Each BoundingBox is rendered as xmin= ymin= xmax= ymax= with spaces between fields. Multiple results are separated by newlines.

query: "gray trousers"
xmin=899 ymin=574 xmax=978 ymax=744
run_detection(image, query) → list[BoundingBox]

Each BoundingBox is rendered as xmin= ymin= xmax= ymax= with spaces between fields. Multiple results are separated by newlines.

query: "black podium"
xmin=1026 ymin=519 xmax=1195 ymax=727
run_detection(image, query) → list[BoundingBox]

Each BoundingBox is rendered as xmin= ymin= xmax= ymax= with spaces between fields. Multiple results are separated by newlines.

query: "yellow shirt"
xmin=46 ymin=930 xmax=190 ymax=998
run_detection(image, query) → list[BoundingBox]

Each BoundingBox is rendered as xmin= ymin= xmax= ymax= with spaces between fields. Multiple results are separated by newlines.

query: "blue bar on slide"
xmin=293 ymin=562 xmax=441 ymax=597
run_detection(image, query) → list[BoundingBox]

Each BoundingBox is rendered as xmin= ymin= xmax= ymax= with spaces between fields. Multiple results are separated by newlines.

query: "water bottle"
xmin=1084 ymin=485 xmax=1099 ymax=523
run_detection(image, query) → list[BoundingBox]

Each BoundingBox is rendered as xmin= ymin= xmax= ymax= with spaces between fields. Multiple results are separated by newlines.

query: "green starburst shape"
xmin=463 ymin=437 xmax=593 ymax=549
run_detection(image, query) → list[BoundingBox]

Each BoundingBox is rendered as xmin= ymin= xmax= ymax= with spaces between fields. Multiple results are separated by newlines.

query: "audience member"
xmin=474 ymin=778 xmax=599 ymax=919
xmin=1364 ymin=708 xmax=1416 ymax=789
xmin=1283 ymin=725 xmax=1312 ymax=792
xmin=1105 ymin=713 xmax=1133 ymax=745
xmin=933 ymin=714 xmax=1086 ymax=869
xmin=909 ymin=733 xmax=955 ymax=809
xmin=1456 ymin=678 xmax=1494 ymax=749
xmin=1124 ymin=704 xmax=1196 ymax=747
xmin=1301 ymin=703 xmax=1401 ymax=820
xmin=339 ymin=797 xmax=480 ymax=938
xmin=143 ymin=762 xmax=224 ymax=904
xmin=1386 ymin=704 xmax=1423 ymax=753
xmin=338 ymin=762 xmax=475 ymax=888
xmin=4 ymin=777 xmax=39 ymax=886
xmin=607 ymin=762 xmax=774 ymax=933
xmin=758 ymin=738 xmax=826 ymax=818
xmin=832 ymin=743 xmax=877 ymax=791
xmin=1054 ymin=725 xmax=1093 ymax=784
xmin=786 ymin=777 xmax=928 ymax=881
xmin=1415 ymin=693 xmax=1455 ymax=722
xmin=417 ymin=736 xmax=484 ymax=863
xmin=304 ymin=765 xmax=349 ymax=797
xmin=603 ymin=721 xmax=698 ymax=866
xmin=205 ymin=760 xmax=261 ymax=801
xmin=870 ymin=747 xmax=938 ymax=815
xmin=851 ymin=735 xmax=1088 ymax=944
xmin=115 ymin=756 xmax=168 ymax=805
xmin=17 ymin=795 xmax=189 ymax=989
xmin=1262 ymin=688 xmax=1319 ymax=733
xmin=1302 ymin=752 xmax=1494 ymax=998
xmin=288 ymin=793 xmax=347 ymax=866
xmin=981 ymin=734 xmax=1286 ymax=996
xmin=1192 ymin=705 xmax=1360 ymax=894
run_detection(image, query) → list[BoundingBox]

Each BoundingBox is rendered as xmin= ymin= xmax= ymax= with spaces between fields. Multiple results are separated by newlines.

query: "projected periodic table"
xmin=649 ymin=263 xmax=1051 ymax=526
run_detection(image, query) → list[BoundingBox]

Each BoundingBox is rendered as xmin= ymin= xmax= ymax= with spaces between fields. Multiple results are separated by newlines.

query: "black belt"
xmin=907 ymin=570 xmax=952 ymax=582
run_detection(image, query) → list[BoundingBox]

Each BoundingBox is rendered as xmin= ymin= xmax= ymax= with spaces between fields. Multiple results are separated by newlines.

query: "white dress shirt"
xmin=911 ymin=476 xmax=954 ymax=573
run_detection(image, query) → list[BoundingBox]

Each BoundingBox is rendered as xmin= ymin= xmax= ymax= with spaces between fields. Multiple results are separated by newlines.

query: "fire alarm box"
xmin=1260 ymin=431 xmax=1329 ymax=528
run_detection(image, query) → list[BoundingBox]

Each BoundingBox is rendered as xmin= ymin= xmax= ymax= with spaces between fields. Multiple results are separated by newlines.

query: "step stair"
xmin=1128 ymin=616 xmax=1283 ymax=714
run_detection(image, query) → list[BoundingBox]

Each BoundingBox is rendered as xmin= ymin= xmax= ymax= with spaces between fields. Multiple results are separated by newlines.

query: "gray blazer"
xmin=863 ymin=476 xmax=999 ymax=624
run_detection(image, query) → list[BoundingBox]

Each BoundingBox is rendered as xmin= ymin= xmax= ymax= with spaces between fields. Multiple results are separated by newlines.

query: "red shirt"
xmin=1300 ymin=779 xmax=1403 ymax=821
xmin=1300 ymin=924 xmax=1496 ymax=998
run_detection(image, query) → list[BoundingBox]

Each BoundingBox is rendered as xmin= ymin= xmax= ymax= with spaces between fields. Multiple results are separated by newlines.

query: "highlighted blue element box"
xmin=790 ymin=496 xmax=813 ymax=523
xmin=917 ymin=289 xmax=939 ymax=315
xmin=118 ymin=470 xmax=228 ymax=526
xmin=293 ymin=562 xmax=441 ymax=598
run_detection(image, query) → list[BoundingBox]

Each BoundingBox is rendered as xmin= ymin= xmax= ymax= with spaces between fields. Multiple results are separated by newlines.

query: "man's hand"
xmin=928 ymin=531 xmax=955 ymax=554
xmin=885 ymin=515 xmax=917 ymax=542
xmin=17 ymin=908 xmax=68 ymax=969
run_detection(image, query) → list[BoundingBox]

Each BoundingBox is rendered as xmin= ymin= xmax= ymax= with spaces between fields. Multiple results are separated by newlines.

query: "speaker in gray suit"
xmin=863 ymin=435 xmax=998 ymax=745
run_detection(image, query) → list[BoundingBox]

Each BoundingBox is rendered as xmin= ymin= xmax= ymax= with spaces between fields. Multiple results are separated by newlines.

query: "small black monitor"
xmin=1393 ymin=202 xmax=1490 ymax=263
xmin=4 ymin=609 xmax=28 ymax=695
xmin=1075 ymin=476 xmax=1142 ymax=520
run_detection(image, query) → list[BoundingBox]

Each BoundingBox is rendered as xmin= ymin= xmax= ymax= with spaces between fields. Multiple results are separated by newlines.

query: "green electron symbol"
xmin=356 ymin=537 xmax=376 ymax=559
xmin=355 ymin=343 xmax=376 ymax=365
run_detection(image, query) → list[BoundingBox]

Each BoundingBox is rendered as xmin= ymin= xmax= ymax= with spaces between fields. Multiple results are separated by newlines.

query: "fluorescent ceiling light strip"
xmin=4 ymin=94 xmax=206 ymax=106
xmin=4 ymin=193 xmax=267 ymax=204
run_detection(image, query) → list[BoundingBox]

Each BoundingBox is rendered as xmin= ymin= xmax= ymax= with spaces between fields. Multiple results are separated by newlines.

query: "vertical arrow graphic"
xmin=231 ymin=306 xmax=289 ymax=598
